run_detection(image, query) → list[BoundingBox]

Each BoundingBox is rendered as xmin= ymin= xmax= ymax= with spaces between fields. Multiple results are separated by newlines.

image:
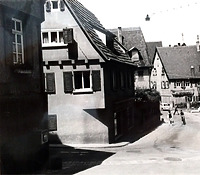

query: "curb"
xmin=50 ymin=142 xmax=129 ymax=149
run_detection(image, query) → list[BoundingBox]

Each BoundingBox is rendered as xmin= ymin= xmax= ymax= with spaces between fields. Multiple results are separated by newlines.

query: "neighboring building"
xmin=0 ymin=1 xmax=48 ymax=173
xmin=146 ymin=41 xmax=163 ymax=64
xmin=42 ymin=0 xmax=137 ymax=144
xmin=110 ymin=27 xmax=152 ymax=89
xmin=151 ymin=45 xmax=200 ymax=106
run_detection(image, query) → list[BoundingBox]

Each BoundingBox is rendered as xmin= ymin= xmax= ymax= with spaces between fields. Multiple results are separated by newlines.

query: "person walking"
xmin=173 ymin=105 xmax=179 ymax=115
xmin=180 ymin=110 xmax=186 ymax=125
xmin=168 ymin=110 xmax=174 ymax=125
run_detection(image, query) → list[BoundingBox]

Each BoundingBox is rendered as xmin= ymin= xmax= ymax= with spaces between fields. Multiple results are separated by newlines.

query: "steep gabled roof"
xmin=157 ymin=46 xmax=200 ymax=79
xmin=109 ymin=27 xmax=151 ymax=67
xmin=146 ymin=41 xmax=162 ymax=64
xmin=64 ymin=0 xmax=134 ymax=65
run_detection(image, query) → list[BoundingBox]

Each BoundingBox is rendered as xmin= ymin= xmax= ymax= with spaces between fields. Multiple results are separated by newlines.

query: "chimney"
xmin=196 ymin=35 xmax=200 ymax=52
xmin=117 ymin=27 xmax=123 ymax=44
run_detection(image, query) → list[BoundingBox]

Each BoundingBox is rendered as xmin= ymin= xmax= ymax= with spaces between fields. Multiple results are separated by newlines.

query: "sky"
xmin=78 ymin=0 xmax=200 ymax=46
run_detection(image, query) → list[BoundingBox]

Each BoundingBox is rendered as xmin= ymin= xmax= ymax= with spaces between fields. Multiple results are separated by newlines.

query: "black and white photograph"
xmin=0 ymin=0 xmax=200 ymax=174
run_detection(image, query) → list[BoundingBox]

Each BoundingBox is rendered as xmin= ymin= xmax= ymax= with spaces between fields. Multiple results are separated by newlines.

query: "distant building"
xmin=0 ymin=1 xmax=48 ymax=173
xmin=110 ymin=27 xmax=154 ymax=89
xmin=151 ymin=45 xmax=200 ymax=106
xmin=42 ymin=0 xmax=137 ymax=144
xmin=146 ymin=41 xmax=163 ymax=64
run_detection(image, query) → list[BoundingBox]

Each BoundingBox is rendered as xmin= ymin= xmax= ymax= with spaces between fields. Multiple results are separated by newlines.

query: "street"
xmin=43 ymin=110 xmax=200 ymax=175
xmin=74 ymin=110 xmax=200 ymax=175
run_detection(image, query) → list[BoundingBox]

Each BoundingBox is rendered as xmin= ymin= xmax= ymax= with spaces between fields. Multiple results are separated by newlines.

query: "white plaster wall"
xmin=135 ymin=70 xmax=150 ymax=89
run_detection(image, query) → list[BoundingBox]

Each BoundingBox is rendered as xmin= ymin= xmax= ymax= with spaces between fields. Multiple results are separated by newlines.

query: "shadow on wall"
xmin=117 ymin=121 xmax=162 ymax=144
xmin=84 ymin=108 xmax=108 ymax=127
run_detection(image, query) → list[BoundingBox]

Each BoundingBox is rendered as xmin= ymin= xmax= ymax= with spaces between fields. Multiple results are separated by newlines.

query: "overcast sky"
xmin=78 ymin=0 xmax=200 ymax=46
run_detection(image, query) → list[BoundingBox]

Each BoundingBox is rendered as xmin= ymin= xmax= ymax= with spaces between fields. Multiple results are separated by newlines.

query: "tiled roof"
xmin=146 ymin=41 xmax=162 ymax=64
xmin=109 ymin=27 xmax=151 ymax=67
xmin=64 ymin=0 xmax=134 ymax=65
xmin=157 ymin=46 xmax=200 ymax=79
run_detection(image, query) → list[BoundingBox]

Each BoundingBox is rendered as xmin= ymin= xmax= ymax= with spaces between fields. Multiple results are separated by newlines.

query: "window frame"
xmin=12 ymin=18 xmax=24 ymax=64
xmin=73 ymin=70 xmax=92 ymax=93
xmin=41 ymin=30 xmax=65 ymax=47
xmin=52 ymin=0 xmax=59 ymax=9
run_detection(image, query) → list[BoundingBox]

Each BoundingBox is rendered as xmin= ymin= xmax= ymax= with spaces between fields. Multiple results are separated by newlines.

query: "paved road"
xmin=75 ymin=110 xmax=200 ymax=175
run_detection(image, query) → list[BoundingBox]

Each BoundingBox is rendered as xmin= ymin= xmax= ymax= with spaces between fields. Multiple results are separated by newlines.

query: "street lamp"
xmin=145 ymin=14 xmax=150 ymax=21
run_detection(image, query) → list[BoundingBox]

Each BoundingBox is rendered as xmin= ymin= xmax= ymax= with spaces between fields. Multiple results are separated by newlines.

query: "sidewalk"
xmin=50 ymin=141 xmax=129 ymax=149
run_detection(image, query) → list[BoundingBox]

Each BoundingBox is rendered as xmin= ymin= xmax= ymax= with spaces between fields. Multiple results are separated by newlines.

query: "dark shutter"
xmin=63 ymin=28 xmax=73 ymax=44
xmin=92 ymin=70 xmax=101 ymax=91
xmin=68 ymin=41 xmax=78 ymax=59
xmin=4 ymin=16 xmax=13 ymax=65
xmin=46 ymin=1 xmax=51 ymax=12
xmin=46 ymin=73 xmax=56 ymax=94
xmin=63 ymin=72 xmax=73 ymax=93
xmin=60 ymin=0 xmax=65 ymax=11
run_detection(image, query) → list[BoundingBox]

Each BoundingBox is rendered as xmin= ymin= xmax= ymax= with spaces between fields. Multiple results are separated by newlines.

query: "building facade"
xmin=0 ymin=1 xmax=48 ymax=173
xmin=151 ymin=45 xmax=200 ymax=107
xmin=42 ymin=0 xmax=137 ymax=144
xmin=110 ymin=27 xmax=153 ymax=89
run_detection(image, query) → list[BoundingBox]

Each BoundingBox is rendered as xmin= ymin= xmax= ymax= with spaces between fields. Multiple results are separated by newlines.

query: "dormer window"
xmin=46 ymin=0 xmax=65 ymax=12
xmin=52 ymin=0 xmax=58 ymax=9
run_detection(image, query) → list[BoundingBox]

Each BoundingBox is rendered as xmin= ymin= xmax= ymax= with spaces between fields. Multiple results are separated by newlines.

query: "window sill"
xmin=42 ymin=43 xmax=67 ymax=47
xmin=73 ymin=88 xmax=93 ymax=94
xmin=12 ymin=64 xmax=33 ymax=74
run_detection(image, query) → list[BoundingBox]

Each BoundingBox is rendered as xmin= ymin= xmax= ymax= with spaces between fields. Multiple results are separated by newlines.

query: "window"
xmin=127 ymin=71 xmax=132 ymax=88
xmin=52 ymin=0 xmax=58 ymax=9
xmin=151 ymin=81 xmax=157 ymax=89
xmin=42 ymin=32 xmax=49 ymax=43
xmin=176 ymin=82 xmax=181 ymax=86
xmin=74 ymin=71 xmax=90 ymax=90
xmin=46 ymin=0 xmax=65 ymax=12
xmin=161 ymin=81 xmax=165 ymax=89
xmin=12 ymin=18 xmax=24 ymax=64
xmin=59 ymin=31 xmax=64 ymax=43
xmin=174 ymin=82 xmax=176 ymax=88
xmin=162 ymin=81 xmax=169 ymax=89
xmin=51 ymin=32 xmax=57 ymax=43
xmin=185 ymin=81 xmax=190 ymax=87
xmin=161 ymin=67 xmax=165 ymax=76
xmin=152 ymin=68 xmax=157 ymax=76
xmin=42 ymin=31 xmax=65 ymax=45
xmin=60 ymin=0 xmax=65 ymax=11
xmin=138 ymin=70 xmax=144 ymax=81
xmin=45 ymin=73 xmax=56 ymax=94
xmin=111 ymin=70 xmax=118 ymax=90
xmin=46 ymin=1 xmax=51 ymax=12
xmin=63 ymin=70 xmax=101 ymax=93
xmin=114 ymin=112 xmax=121 ymax=137
xmin=166 ymin=81 xmax=169 ymax=89
xmin=120 ymin=71 xmax=125 ymax=89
